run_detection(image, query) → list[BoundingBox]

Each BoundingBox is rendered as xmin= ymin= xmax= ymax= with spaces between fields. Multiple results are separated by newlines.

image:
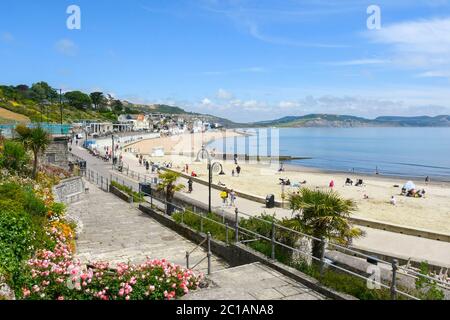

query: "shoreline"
xmin=281 ymin=163 xmax=450 ymax=186
xmin=124 ymin=131 xmax=450 ymax=234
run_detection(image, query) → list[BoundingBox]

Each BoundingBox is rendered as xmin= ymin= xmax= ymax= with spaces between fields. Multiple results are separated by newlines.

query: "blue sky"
xmin=1 ymin=0 xmax=450 ymax=122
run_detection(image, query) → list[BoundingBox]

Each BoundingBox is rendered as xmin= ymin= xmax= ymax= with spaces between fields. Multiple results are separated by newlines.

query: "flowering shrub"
xmin=17 ymin=224 xmax=203 ymax=300
xmin=1 ymin=169 xmax=203 ymax=300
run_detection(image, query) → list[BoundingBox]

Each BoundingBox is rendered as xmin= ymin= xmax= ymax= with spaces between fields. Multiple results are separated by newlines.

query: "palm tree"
xmin=157 ymin=171 xmax=185 ymax=215
xmin=288 ymin=188 xmax=363 ymax=261
xmin=15 ymin=125 xmax=50 ymax=179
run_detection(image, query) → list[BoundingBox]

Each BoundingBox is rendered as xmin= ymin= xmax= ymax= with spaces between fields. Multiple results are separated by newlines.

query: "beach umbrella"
xmin=403 ymin=181 xmax=416 ymax=191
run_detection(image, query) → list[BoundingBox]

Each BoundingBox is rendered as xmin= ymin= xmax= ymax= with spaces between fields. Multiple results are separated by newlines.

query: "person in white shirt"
xmin=390 ymin=196 xmax=397 ymax=206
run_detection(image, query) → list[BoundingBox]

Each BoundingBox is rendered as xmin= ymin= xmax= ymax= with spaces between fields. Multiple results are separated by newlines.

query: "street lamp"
xmin=111 ymin=134 xmax=115 ymax=169
xmin=196 ymin=146 xmax=224 ymax=212
xmin=59 ymin=89 xmax=63 ymax=135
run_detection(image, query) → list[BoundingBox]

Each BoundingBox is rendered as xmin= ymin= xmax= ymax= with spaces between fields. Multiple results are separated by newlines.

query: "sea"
xmin=207 ymin=127 xmax=450 ymax=181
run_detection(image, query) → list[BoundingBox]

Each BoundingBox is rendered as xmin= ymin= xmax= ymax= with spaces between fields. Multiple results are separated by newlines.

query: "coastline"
xmin=125 ymin=131 xmax=450 ymax=234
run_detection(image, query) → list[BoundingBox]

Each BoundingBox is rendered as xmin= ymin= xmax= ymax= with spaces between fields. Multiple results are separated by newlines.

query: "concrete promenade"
xmin=70 ymin=144 xmax=450 ymax=268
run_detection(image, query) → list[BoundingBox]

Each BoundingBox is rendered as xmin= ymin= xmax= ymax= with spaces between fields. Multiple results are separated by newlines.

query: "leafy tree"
xmin=111 ymin=99 xmax=124 ymax=114
xmin=288 ymin=188 xmax=363 ymax=260
xmin=90 ymin=92 xmax=106 ymax=109
xmin=15 ymin=125 xmax=51 ymax=179
xmin=30 ymin=82 xmax=57 ymax=103
xmin=0 ymin=140 xmax=29 ymax=173
xmin=64 ymin=91 xmax=92 ymax=110
xmin=15 ymin=85 xmax=31 ymax=99
xmin=157 ymin=171 xmax=185 ymax=215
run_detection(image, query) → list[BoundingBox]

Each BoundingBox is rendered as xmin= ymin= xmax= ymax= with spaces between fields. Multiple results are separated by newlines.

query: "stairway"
xmin=182 ymin=262 xmax=326 ymax=300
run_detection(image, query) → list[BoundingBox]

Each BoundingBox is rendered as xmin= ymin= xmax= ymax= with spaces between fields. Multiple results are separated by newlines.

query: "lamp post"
xmin=208 ymin=158 xmax=212 ymax=213
xmin=111 ymin=135 xmax=115 ymax=170
xmin=59 ymin=89 xmax=63 ymax=135
xmin=196 ymin=146 xmax=224 ymax=213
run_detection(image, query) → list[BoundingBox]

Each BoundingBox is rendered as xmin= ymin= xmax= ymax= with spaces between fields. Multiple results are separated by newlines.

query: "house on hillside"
xmin=117 ymin=114 xmax=151 ymax=131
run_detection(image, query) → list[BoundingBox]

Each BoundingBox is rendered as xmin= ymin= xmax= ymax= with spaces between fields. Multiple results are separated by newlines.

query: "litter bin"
xmin=78 ymin=160 xmax=87 ymax=170
xmin=266 ymin=194 xmax=275 ymax=209
xmin=139 ymin=183 xmax=152 ymax=196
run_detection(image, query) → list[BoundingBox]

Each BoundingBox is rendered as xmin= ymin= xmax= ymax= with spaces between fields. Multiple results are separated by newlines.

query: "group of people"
xmin=220 ymin=189 xmax=237 ymax=207
xmin=344 ymin=178 xmax=365 ymax=187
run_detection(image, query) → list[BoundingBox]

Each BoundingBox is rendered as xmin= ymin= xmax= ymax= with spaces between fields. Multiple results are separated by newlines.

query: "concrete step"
xmin=183 ymin=262 xmax=327 ymax=300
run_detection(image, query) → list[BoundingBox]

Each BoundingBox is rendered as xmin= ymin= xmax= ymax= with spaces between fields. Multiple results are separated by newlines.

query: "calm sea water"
xmin=208 ymin=128 xmax=450 ymax=180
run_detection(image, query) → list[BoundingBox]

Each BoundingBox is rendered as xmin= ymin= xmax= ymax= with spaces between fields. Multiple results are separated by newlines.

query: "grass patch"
xmin=111 ymin=181 xmax=144 ymax=202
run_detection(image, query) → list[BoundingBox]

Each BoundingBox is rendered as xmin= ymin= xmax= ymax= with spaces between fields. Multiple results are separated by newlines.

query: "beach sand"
xmin=126 ymin=132 xmax=450 ymax=234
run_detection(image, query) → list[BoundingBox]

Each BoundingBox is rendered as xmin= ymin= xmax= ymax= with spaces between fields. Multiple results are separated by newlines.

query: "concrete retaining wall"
xmin=138 ymin=203 xmax=355 ymax=300
xmin=349 ymin=216 xmax=450 ymax=243
xmin=162 ymin=167 xmax=286 ymax=208
xmin=110 ymin=185 xmax=132 ymax=202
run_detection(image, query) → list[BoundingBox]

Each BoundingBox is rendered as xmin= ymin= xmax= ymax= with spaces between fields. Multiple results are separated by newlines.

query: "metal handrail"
xmin=97 ymin=165 xmax=449 ymax=298
xmin=185 ymin=232 xmax=212 ymax=275
xmin=187 ymin=238 xmax=208 ymax=257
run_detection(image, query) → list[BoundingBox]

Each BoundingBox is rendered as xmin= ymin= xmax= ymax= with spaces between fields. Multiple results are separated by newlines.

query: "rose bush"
xmin=16 ymin=224 xmax=203 ymax=300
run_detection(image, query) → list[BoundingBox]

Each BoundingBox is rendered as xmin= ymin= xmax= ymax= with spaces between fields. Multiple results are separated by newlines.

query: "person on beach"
xmin=236 ymin=165 xmax=241 ymax=177
xmin=425 ymin=176 xmax=430 ymax=185
xmin=390 ymin=196 xmax=397 ymax=206
xmin=187 ymin=178 xmax=193 ymax=193
xmin=329 ymin=180 xmax=335 ymax=189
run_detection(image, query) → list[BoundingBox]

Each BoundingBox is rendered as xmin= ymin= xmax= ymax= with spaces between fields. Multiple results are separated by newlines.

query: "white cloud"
xmin=201 ymin=98 xmax=212 ymax=106
xmin=327 ymin=59 xmax=390 ymax=66
xmin=202 ymin=66 xmax=266 ymax=75
xmin=367 ymin=17 xmax=450 ymax=71
xmin=216 ymin=89 xmax=234 ymax=100
xmin=415 ymin=70 xmax=450 ymax=78
xmin=55 ymin=39 xmax=78 ymax=56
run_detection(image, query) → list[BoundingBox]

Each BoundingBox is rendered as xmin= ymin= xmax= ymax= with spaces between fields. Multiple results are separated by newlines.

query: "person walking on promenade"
xmin=236 ymin=165 xmax=241 ymax=177
xmin=229 ymin=190 xmax=237 ymax=207
xmin=187 ymin=178 xmax=193 ymax=193
xmin=145 ymin=160 xmax=150 ymax=173
xmin=220 ymin=190 xmax=229 ymax=207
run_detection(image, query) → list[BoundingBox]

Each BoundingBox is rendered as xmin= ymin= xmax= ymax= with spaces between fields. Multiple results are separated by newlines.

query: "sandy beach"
xmin=125 ymin=132 xmax=450 ymax=234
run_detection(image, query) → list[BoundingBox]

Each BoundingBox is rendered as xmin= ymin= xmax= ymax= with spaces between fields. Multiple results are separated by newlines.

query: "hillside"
xmin=0 ymin=82 xmax=241 ymax=127
xmin=253 ymin=114 xmax=450 ymax=127
xmin=0 ymin=107 xmax=31 ymax=124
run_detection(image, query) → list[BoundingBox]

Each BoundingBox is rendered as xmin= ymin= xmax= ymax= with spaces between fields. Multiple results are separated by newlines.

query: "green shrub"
xmin=172 ymin=210 xmax=235 ymax=243
xmin=0 ymin=182 xmax=47 ymax=217
xmin=48 ymin=202 xmax=66 ymax=220
xmin=415 ymin=262 xmax=445 ymax=300
xmin=0 ymin=209 xmax=35 ymax=277
xmin=111 ymin=181 xmax=144 ymax=202
xmin=0 ymin=140 xmax=29 ymax=173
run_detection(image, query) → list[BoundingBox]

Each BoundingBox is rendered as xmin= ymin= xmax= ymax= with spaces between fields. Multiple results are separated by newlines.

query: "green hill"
xmin=253 ymin=114 xmax=450 ymax=127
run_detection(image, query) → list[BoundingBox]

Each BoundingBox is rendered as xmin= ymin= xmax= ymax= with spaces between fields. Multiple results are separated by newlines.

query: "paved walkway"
xmin=68 ymin=180 xmax=228 ymax=274
xmin=66 ymin=177 xmax=326 ymax=300
xmin=182 ymin=263 xmax=326 ymax=300
xmin=70 ymin=144 xmax=450 ymax=267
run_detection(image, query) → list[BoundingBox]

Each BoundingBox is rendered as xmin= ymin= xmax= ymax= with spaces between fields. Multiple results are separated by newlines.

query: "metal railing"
xmin=81 ymin=168 xmax=110 ymax=192
xmin=72 ymin=156 xmax=448 ymax=300
xmin=136 ymin=187 xmax=450 ymax=300
xmin=186 ymin=232 xmax=212 ymax=275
